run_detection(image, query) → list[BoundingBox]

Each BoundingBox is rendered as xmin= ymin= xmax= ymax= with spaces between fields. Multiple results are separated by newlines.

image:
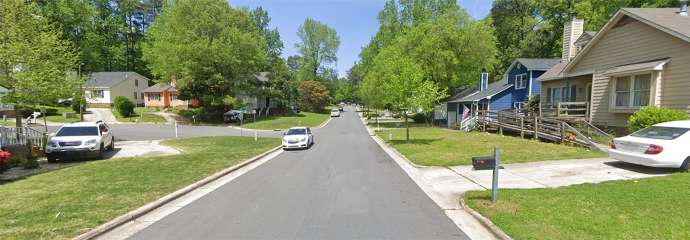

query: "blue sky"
xmin=229 ymin=0 xmax=493 ymax=77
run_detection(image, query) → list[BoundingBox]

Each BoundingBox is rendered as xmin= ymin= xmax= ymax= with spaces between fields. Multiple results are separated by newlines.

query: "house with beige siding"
xmin=539 ymin=7 xmax=690 ymax=131
xmin=85 ymin=72 xmax=149 ymax=107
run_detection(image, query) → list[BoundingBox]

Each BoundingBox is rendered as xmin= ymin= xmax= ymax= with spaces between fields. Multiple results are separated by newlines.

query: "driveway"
xmin=85 ymin=108 xmax=118 ymax=123
xmin=124 ymin=107 xmax=469 ymax=239
xmin=45 ymin=124 xmax=284 ymax=141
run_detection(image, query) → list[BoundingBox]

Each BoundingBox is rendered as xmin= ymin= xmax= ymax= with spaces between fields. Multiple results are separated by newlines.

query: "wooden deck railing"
xmin=476 ymin=110 xmax=610 ymax=151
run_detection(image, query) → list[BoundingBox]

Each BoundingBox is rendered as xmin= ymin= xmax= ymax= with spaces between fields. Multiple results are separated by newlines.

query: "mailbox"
xmin=472 ymin=156 xmax=495 ymax=170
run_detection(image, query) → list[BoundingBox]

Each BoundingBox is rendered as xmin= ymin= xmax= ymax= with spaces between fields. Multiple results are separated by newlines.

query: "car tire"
xmin=680 ymin=157 xmax=690 ymax=173
xmin=108 ymin=138 xmax=115 ymax=151
xmin=47 ymin=155 xmax=57 ymax=163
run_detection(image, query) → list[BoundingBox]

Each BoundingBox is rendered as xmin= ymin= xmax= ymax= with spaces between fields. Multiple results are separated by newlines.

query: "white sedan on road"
xmin=282 ymin=127 xmax=314 ymax=150
xmin=330 ymin=108 xmax=341 ymax=117
xmin=609 ymin=120 xmax=690 ymax=172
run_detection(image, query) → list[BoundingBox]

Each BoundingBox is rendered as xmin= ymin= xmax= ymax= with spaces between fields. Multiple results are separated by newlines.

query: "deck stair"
xmin=476 ymin=110 xmax=613 ymax=151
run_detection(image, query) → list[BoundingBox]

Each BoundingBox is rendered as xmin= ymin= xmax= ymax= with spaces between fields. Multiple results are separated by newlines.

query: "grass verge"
xmin=240 ymin=112 xmax=330 ymax=130
xmin=377 ymin=127 xmax=606 ymax=166
xmin=0 ymin=136 xmax=277 ymax=240
xmin=113 ymin=107 xmax=166 ymax=123
xmin=465 ymin=173 xmax=690 ymax=239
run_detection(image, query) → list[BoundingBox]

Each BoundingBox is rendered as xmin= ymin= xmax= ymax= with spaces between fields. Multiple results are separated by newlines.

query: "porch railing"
xmin=0 ymin=126 xmax=46 ymax=149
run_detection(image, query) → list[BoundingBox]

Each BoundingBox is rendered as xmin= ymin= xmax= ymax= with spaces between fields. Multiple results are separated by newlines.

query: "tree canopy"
xmin=0 ymin=0 xmax=81 ymax=108
xmin=295 ymin=18 xmax=341 ymax=82
xmin=143 ymin=0 xmax=267 ymax=107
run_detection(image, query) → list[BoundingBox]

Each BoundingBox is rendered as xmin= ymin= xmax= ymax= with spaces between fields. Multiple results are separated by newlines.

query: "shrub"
xmin=114 ymin=96 xmax=135 ymax=117
xmin=297 ymin=80 xmax=332 ymax=112
xmin=20 ymin=154 xmax=39 ymax=169
xmin=411 ymin=112 xmax=429 ymax=124
xmin=629 ymin=106 xmax=689 ymax=132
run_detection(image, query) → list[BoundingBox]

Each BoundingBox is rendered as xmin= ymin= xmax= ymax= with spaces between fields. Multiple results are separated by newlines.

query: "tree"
xmin=0 ymin=0 xmax=81 ymax=129
xmin=295 ymin=18 xmax=340 ymax=82
xmin=143 ymin=0 xmax=266 ymax=108
xmin=297 ymin=80 xmax=331 ymax=112
xmin=249 ymin=6 xmax=284 ymax=64
xmin=363 ymin=47 xmax=446 ymax=142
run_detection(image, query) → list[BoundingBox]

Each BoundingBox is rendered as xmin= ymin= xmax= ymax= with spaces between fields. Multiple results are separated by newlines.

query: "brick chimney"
xmin=562 ymin=18 xmax=584 ymax=62
xmin=170 ymin=76 xmax=177 ymax=88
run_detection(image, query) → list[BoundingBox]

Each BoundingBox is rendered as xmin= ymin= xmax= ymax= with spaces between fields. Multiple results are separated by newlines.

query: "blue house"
xmin=445 ymin=58 xmax=559 ymax=128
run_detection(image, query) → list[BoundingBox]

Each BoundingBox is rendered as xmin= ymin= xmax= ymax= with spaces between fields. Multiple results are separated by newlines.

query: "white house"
xmin=84 ymin=72 xmax=149 ymax=107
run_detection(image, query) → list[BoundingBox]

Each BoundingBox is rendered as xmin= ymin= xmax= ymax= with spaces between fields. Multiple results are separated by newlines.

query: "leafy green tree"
xmin=143 ymin=0 xmax=266 ymax=108
xmin=363 ymin=47 xmax=446 ymax=142
xmin=249 ymin=6 xmax=284 ymax=64
xmin=0 ymin=0 xmax=82 ymax=128
xmin=297 ymin=80 xmax=331 ymax=112
xmin=295 ymin=18 xmax=340 ymax=82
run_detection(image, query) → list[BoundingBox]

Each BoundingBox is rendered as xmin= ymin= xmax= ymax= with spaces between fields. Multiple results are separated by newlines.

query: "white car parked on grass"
xmin=282 ymin=127 xmax=314 ymax=150
xmin=609 ymin=120 xmax=690 ymax=172
xmin=45 ymin=121 xmax=115 ymax=162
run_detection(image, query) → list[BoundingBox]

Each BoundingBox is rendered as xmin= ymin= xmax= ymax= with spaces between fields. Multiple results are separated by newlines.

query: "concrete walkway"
xmin=364 ymin=119 xmax=675 ymax=239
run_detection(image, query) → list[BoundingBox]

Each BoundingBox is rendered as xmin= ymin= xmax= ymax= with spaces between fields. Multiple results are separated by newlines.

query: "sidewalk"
xmin=362 ymin=115 xmax=672 ymax=240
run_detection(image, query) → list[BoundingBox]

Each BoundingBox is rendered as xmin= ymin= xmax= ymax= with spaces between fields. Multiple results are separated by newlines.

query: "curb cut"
xmin=459 ymin=197 xmax=513 ymax=240
xmin=73 ymin=145 xmax=283 ymax=240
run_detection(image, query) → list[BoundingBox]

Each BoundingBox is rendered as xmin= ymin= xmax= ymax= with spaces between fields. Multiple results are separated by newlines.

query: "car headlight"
xmin=48 ymin=140 xmax=58 ymax=148
xmin=85 ymin=139 xmax=98 ymax=146
xmin=300 ymin=137 xmax=307 ymax=142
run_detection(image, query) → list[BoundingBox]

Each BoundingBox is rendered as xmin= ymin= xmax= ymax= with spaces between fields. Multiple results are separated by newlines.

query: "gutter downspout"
xmin=528 ymin=70 xmax=533 ymax=98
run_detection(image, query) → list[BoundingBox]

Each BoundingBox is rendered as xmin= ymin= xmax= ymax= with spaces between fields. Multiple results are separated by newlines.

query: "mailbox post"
xmin=491 ymin=146 xmax=500 ymax=202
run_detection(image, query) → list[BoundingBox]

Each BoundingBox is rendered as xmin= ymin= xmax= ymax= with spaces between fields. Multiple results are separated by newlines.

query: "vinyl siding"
xmin=489 ymin=90 xmax=512 ymax=111
xmin=568 ymin=19 xmax=690 ymax=127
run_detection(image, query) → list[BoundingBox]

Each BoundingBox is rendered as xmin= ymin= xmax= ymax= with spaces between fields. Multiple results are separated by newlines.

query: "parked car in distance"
xmin=223 ymin=110 xmax=244 ymax=123
xmin=338 ymin=105 xmax=344 ymax=112
xmin=45 ymin=121 xmax=115 ymax=162
xmin=282 ymin=127 xmax=314 ymax=150
xmin=330 ymin=108 xmax=341 ymax=117
xmin=609 ymin=120 xmax=690 ymax=172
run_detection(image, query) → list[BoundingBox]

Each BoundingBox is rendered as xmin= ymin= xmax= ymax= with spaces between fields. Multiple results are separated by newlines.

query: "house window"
xmin=91 ymin=90 xmax=104 ymax=98
xmin=171 ymin=94 xmax=178 ymax=101
xmin=613 ymin=73 xmax=651 ymax=108
xmin=135 ymin=79 xmax=139 ymax=87
xmin=133 ymin=92 xmax=138 ymax=99
xmin=148 ymin=93 xmax=160 ymax=101
xmin=141 ymin=93 xmax=144 ymax=100
xmin=515 ymin=74 xmax=527 ymax=89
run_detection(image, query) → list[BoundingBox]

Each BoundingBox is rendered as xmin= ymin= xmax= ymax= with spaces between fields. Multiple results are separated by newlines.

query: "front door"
xmin=586 ymin=83 xmax=592 ymax=102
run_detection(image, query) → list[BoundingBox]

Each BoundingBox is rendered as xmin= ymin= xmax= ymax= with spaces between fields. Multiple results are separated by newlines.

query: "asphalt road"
xmin=129 ymin=107 xmax=469 ymax=240
xmin=45 ymin=124 xmax=283 ymax=141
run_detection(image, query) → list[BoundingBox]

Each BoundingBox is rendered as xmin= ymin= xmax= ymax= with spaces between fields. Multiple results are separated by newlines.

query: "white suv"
xmin=45 ymin=121 xmax=115 ymax=162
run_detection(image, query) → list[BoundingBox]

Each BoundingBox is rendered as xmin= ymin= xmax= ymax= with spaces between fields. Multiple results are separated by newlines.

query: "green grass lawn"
xmin=465 ymin=173 xmax=690 ymax=239
xmin=43 ymin=106 xmax=80 ymax=123
xmin=377 ymin=127 xmax=606 ymax=166
xmin=0 ymin=136 xmax=278 ymax=240
xmin=240 ymin=112 xmax=330 ymax=130
xmin=0 ymin=120 xmax=15 ymax=126
xmin=113 ymin=107 xmax=167 ymax=123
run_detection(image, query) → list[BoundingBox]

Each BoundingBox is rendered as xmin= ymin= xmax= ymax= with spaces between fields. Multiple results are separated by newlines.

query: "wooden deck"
xmin=476 ymin=110 xmax=612 ymax=151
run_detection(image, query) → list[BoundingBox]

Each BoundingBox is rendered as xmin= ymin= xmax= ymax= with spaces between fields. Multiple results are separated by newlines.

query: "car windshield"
xmin=56 ymin=127 xmax=99 ymax=137
xmin=631 ymin=126 xmax=689 ymax=140
xmin=286 ymin=128 xmax=306 ymax=135
xmin=331 ymin=109 xmax=339 ymax=112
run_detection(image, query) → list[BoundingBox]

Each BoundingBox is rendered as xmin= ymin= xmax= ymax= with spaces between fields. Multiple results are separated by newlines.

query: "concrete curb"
xmin=459 ymin=197 xmax=513 ymax=240
xmin=73 ymin=145 xmax=283 ymax=240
